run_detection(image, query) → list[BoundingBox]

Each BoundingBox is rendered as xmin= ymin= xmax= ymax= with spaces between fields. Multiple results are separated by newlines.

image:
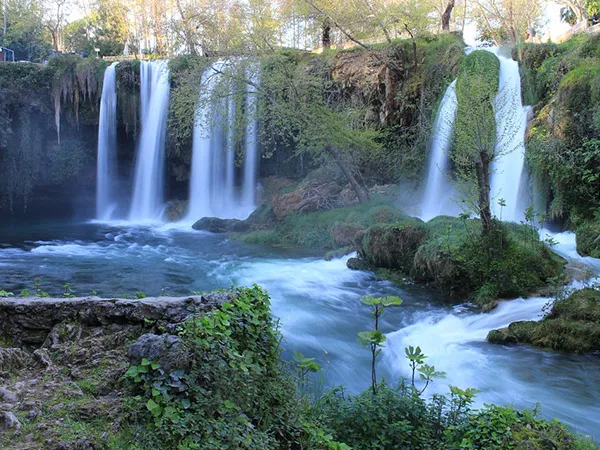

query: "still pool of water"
xmin=1 ymin=220 xmax=599 ymax=437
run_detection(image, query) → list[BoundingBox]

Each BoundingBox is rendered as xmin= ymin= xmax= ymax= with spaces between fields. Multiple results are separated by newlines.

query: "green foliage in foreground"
xmin=118 ymin=285 xmax=307 ymax=449
xmin=115 ymin=286 xmax=597 ymax=450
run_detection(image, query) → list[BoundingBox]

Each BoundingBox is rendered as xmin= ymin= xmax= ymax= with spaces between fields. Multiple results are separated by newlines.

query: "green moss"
xmin=361 ymin=223 xmax=426 ymax=272
xmin=489 ymin=287 xmax=600 ymax=353
xmin=360 ymin=217 xmax=565 ymax=303
xmin=576 ymin=221 xmax=600 ymax=258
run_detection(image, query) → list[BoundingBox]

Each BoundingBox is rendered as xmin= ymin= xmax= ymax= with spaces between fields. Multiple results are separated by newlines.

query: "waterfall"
xmin=185 ymin=62 xmax=260 ymax=223
xmin=420 ymin=49 xmax=532 ymax=223
xmin=129 ymin=60 xmax=170 ymax=222
xmin=185 ymin=60 xmax=227 ymax=221
xmin=420 ymin=80 xmax=459 ymax=221
xmin=487 ymin=48 xmax=531 ymax=223
xmin=241 ymin=68 xmax=259 ymax=211
xmin=96 ymin=62 xmax=119 ymax=220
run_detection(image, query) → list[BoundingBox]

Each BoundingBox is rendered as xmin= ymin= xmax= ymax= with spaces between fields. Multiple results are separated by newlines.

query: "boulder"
xmin=192 ymin=217 xmax=250 ymax=233
xmin=347 ymin=257 xmax=371 ymax=271
xmin=0 ymin=410 xmax=20 ymax=431
xmin=164 ymin=200 xmax=189 ymax=222
xmin=486 ymin=328 xmax=518 ymax=344
xmin=128 ymin=333 xmax=189 ymax=372
xmin=0 ymin=387 xmax=18 ymax=403
xmin=361 ymin=224 xmax=427 ymax=273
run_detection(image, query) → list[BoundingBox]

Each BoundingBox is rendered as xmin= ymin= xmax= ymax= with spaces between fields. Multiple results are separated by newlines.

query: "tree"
xmin=442 ymin=0 xmax=456 ymax=31
xmin=43 ymin=0 xmax=71 ymax=52
xmin=472 ymin=0 xmax=543 ymax=45
xmin=556 ymin=0 xmax=589 ymax=24
xmin=0 ymin=0 xmax=50 ymax=61
xmin=452 ymin=50 xmax=500 ymax=235
xmin=256 ymin=50 xmax=377 ymax=202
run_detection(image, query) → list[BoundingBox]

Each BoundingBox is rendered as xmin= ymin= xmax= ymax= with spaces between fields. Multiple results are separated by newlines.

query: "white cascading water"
xmin=185 ymin=60 xmax=229 ymax=221
xmin=185 ymin=62 xmax=260 ymax=222
xmin=420 ymin=49 xmax=532 ymax=223
xmin=382 ymin=231 xmax=600 ymax=433
xmin=241 ymin=67 xmax=259 ymax=212
xmin=129 ymin=60 xmax=171 ymax=222
xmin=420 ymin=80 xmax=459 ymax=221
xmin=96 ymin=62 xmax=119 ymax=220
xmin=487 ymin=48 xmax=532 ymax=222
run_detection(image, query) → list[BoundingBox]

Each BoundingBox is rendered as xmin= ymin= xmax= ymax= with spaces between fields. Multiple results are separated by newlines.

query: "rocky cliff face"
xmin=0 ymin=293 xmax=229 ymax=449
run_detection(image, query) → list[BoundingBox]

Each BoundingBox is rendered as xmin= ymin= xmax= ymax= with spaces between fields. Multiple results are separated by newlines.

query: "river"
xmin=0 ymin=220 xmax=598 ymax=437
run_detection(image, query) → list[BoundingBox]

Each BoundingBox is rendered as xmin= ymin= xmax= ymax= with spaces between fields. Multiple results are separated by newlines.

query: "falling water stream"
xmin=420 ymin=48 xmax=532 ymax=222
xmin=129 ymin=61 xmax=171 ymax=222
xmin=420 ymin=80 xmax=459 ymax=221
xmin=487 ymin=47 xmax=531 ymax=222
xmin=185 ymin=62 xmax=260 ymax=222
xmin=96 ymin=62 xmax=119 ymax=221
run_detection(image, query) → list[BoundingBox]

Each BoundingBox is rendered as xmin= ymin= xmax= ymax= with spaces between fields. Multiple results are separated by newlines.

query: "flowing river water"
xmin=0 ymin=221 xmax=598 ymax=437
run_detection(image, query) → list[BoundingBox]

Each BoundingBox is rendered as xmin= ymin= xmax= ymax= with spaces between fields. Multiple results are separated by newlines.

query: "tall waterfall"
xmin=129 ymin=61 xmax=171 ymax=222
xmin=419 ymin=48 xmax=531 ymax=222
xmin=487 ymin=48 xmax=531 ymax=222
xmin=96 ymin=62 xmax=119 ymax=220
xmin=420 ymin=80 xmax=459 ymax=221
xmin=185 ymin=62 xmax=260 ymax=222
xmin=241 ymin=68 xmax=259 ymax=211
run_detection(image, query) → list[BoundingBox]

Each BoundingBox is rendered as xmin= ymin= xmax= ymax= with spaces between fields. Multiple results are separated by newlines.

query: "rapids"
xmin=0 ymin=221 xmax=598 ymax=437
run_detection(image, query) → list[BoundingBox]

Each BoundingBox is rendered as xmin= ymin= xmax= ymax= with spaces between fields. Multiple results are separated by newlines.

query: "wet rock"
xmin=128 ymin=333 xmax=189 ymax=372
xmin=347 ymin=257 xmax=371 ymax=271
xmin=0 ymin=387 xmax=17 ymax=403
xmin=164 ymin=200 xmax=189 ymax=222
xmin=192 ymin=217 xmax=250 ymax=233
xmin=487 ymin=328 xmax=518 ymax=344
xmin=0 ymin=410 xmax=20 ymax=431
xmin=0 ymin=294 xmax=229 ymax=348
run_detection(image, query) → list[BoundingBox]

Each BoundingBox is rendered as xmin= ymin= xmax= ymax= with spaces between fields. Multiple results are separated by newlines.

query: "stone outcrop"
xmin=0 ymin=293 xmax=232 ymax=449
xmin=0 ymin=293 xmax=230 ymax=348
xmin=192 ymin=217 xmax=250 ymax=233
xmin=487 ymin=288 xmax=600 ymax=353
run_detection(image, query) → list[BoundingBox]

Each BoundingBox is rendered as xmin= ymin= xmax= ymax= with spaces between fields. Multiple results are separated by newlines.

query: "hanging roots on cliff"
xmin=50 ymin=57 xmax=106 ymax=144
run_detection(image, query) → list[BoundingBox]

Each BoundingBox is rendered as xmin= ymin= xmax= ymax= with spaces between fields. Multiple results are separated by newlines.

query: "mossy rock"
xmin=487 ymin=328 xmax=517 ymax=344
xmin=361 ymin=223 xmax=427 ymax=273
xmin=488 ymin=288 xmax=600 ymax=353
xmin=192 ymin=217 xmax=250 ymax=233
xmin=347 ymin=257 xmax=371 ymax=271
xmin=576 ymin=221 xmax=600 ymax=258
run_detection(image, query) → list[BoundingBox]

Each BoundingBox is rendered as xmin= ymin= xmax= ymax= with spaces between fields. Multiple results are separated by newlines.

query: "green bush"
xmin=576 ymin=221 xmax=600 ymax=258
xmin=120 ymin=286 xmax=306 ymax=449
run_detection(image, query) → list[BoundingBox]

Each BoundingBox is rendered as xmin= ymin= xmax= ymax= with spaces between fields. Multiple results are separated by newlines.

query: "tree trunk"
xmin=326 ymin=145 xmax=369 ymax=203
xmin=475 ymin=152 xmax=492 ymax=235
xmin=322 ymin=18 xmax=331 ymax=49
xmin=442 ymin=0 xmax=455 ymax=31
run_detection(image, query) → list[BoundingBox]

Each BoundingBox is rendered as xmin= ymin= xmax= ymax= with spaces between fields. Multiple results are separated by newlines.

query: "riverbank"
xmin=0 ymin=289 xmax=597 ymax=449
